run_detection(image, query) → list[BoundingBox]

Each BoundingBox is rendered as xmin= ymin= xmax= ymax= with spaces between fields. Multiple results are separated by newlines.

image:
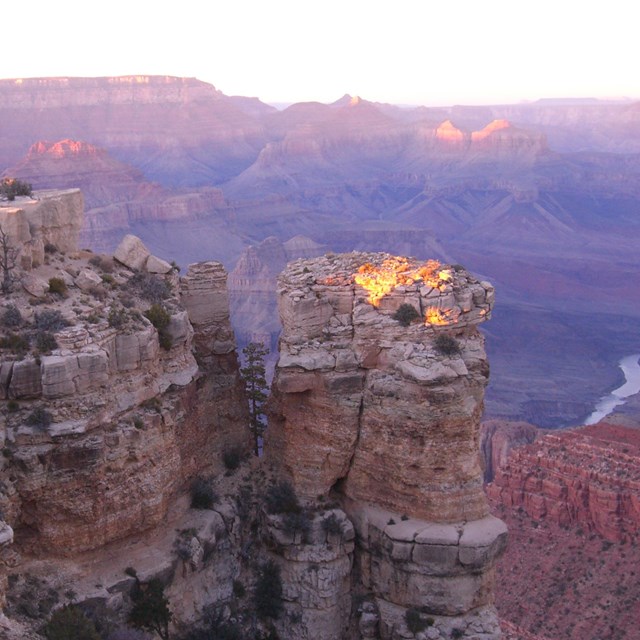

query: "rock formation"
xmin=0 ymin=192 xmax=250 ymax=632
xmin=487 ymin=422 xmax=640 ymax=543
xmin=480 ymin=420 xmax=540 ymax=483
xmin=266 ymin=252 xmax=506 ymax=639
xmin=0 ymin=189 xmax=83 ymax=269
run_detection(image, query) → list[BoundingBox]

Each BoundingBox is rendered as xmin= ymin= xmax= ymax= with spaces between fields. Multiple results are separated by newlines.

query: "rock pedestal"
xmin=267 ymin=252 xmax=505 ymax=639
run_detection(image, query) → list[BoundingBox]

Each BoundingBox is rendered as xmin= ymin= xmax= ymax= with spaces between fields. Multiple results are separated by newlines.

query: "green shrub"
xmin=26 ymin=407 xmax=52 ymax=430
xmin=34 ymin=309 xmax=69 ymax=331
xmin=128 ymin=578 xmax=172 ymax=640
xmin=405 ymin=607 xmax=426 ymax=634
xmin=191 ymin=477 xmax=217 ymax=509
xmin=7 ymin=400 xmax=19 ymax=412
xmin=2 ymin=304 xmax=22 ymax=328
xmin=101 ymin=274 xmax=115 ymax=285
xmin=254 ymin=560 xmax=283 ymax=620
xmin=108 ymin=307 xmax=128 ymax=329
xmin=282 ymin=510 xmax=311 ymax=542
xmin=0 ymin=332 xmax=30 ymax=354
xmin=130 ymin=273 xmax=170 ymax=303
xmin=44 ymin=243 xmax=58 ymax=255
xmin=434 ymin=334 xmax=461 ymax=356
xmin=35 ymin=331 xmax=58 ymax=353
xmin=43 ymin=604 xmax=100 ymax=640
xmin=265 ymin=481 xmax=301 ymax=515
xmin=222 ymin=447 xmax=243 ymax=471
xmin=0 ymin=177 xmax=32 ymax=201
xmin=392 ymin=303 xmax=420 ymax=327
xmin=451 ymin=629 xmax=464 ymax=639
xmin=144 ymin=304 xmax=172 ymax=350
xmin=48 ymin=278 xmax=68 ymax=296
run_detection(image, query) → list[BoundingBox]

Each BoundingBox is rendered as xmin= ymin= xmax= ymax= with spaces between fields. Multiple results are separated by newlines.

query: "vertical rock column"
xmin=267 ymin=253 xmax=506 ymax=640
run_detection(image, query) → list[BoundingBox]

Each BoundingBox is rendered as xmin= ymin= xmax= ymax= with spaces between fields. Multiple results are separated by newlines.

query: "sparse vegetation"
xmin=434 ymin=333 xmax=461 ymax=356
xmin=2 ymin=304 xmax=22 ymax=327
xmin=322 ymin=513 xmax=343 ymax=537
xmin=392 ymin=303 xmax=420 ymax=327
xmin=405 ymin=607 xmax=427 ymax=634
xmin=130 ymin=272 xmax=171 ymax=303
xmin=144 ymin=304 xmax=172 ymax=350
xmin=35 ymin=330 xmax=58 ymax=353
xmin=48 ymin=277 xmax=68 ymax=296
xmin=26 ymin=407 xmax=52 ymax=430
xmin=282 ymin=510 xmax=311 ymax=542
xmin=190 ymin=477 xmax=217 ymax=510
xmin=108 ymin=306 xmax=129 ymax=329
xmin=265 ymin=481 xmax=300 ymax=515
xmin=240 ymin=341 xmax=269 ymax=455
xmin=0 ymin=224 xmax=19 ymax=293
xmin=0 ymin=177 xmax=32 ymax=201
xmin=34 ymin=309 xmax=69 ymax=331
xmin=222 ymin=446 xmax=243 ymax=471
xmin=0 ymin=332 xmax=30 ymax=354
xmin=128 ymin=578 xmax=172 ymax=640
xmin=254 ymin=560 xmax=283 ymax=620
xmin=44 ymin=243 xmax=58 ymax=255
xmin=43 ymin=604 xmax=101 ymax=640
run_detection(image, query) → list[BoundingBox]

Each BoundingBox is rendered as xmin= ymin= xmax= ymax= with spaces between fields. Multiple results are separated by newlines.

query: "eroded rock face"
xmin=269 ymin=252 xmax=493 ymax=522
xmin=267 ymin=252 xmax=505 ymax=639
xmin=0 ymin=252 xmax=248 ymax=557
xmin=0 ymin=189 xmax=83 ymax=269
xmin=487 ymin=422 xmax=640 ymax=543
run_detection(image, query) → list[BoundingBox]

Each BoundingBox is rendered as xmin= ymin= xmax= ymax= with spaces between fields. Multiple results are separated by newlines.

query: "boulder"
xmin=113 ymin=234 xmax=151 ymax=271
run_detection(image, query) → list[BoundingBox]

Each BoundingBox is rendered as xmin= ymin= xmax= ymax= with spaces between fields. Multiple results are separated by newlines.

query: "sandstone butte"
xmin=0 ymin=190 xmax=506 ymax=640
xmin=266 ymin=252 xmax=506 ymax=639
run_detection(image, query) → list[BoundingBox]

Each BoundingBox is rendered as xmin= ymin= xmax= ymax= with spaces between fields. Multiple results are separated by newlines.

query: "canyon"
xmin=2 ymin=76 xmax=639 ymax=427
xmin=1 ymin=192 xmax=506 ymax=639
xmin=481 ymin=416 xmax=640 ymax=639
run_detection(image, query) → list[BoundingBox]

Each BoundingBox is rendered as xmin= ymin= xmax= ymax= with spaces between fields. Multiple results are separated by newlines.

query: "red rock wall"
xmin=487 ymin=423 xmax=640 ymax=542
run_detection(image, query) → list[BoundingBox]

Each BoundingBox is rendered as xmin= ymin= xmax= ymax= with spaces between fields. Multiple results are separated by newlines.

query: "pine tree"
xmin=0 ymin=225 xmax=19 ymax=294
xmin=129 ymin=578 xmax=172 ymax=640
xmin=240 ymin=342 xmax=269 ymax=456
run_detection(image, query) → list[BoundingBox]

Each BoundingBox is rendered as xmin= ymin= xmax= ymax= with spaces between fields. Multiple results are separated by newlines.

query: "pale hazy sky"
xmin=1 ymin=0 xmax=636 ymax=106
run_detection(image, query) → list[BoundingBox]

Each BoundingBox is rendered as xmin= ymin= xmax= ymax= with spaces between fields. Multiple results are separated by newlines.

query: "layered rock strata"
xmin=0 ymin=189 xmax=83 ymax=269
xmin=267 ymin=252 xmax=505 ymax=639
xmin=0 ymin=228 xmax=249 ymax=557
xmin=487 ymin=422 xmax=640 ymax=543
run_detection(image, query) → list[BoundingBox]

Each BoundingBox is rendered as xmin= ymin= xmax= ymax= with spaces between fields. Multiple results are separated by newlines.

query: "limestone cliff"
xmin=266 ymin=252 xmax=506 ymax=640
xmin=0 ymin=195 xmax=250 ymax=625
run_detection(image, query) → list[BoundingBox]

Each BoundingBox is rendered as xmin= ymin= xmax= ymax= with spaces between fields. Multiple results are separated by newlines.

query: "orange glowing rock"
xmin=425 ymin=307 xmax=451 ymax=326
xmin=471 ymin=119 xmax=511 ymax=141
xmin=435 ymin=120 xmax=465 ymax=143
xmin=354 ymin=257 xmax=441 ymax=306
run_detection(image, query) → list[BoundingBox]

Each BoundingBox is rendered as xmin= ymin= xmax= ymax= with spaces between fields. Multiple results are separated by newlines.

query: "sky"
xmin=1 ymin=0 xmax=637 ymax=106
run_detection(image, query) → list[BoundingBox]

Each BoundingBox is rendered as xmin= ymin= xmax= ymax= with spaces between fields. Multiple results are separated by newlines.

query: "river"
xmin=584 ymin=354 xmax=640 ymax=425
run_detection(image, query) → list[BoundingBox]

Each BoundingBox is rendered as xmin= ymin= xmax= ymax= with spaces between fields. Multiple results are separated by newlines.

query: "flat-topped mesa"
xmin=268 ymin=251 xmax=495 ymax=522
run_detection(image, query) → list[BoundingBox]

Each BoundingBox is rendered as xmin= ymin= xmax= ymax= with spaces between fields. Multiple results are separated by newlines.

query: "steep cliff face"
xmin=480 ymin=420 xmax=540 ymax=483
xmin=266 ymin=252 xmax=506 ymax=639
xmin=487 ymin=422 xmax=640 ymax=543
xmin=0 ymin=189 xmax=84 ymax=269
xmin=0 ymin=195 xmax=249 ymax=570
